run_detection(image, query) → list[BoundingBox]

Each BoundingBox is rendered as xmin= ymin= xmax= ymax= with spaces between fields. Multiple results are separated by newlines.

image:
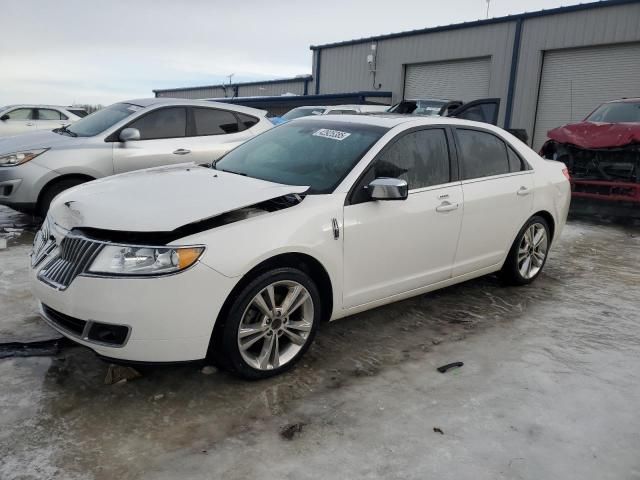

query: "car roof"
xmin=0 ymin=104 xmax=85 ymax=110
xmin=606 ymin=98 xmax=640 ymax=104
xmin=294 ymin=113 xmax=498 ymax=130
xmin=124 ymin=98 xmax=267 ymax=115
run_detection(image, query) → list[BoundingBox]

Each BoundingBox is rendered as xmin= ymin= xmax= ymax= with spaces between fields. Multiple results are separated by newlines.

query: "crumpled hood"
xmin=48 ymin=164 xmax=309 ymax=232
xmin=547 ymin=121 xmax=640 ymax=149
xmin=0 ymin=129 xmax=81 ymax=154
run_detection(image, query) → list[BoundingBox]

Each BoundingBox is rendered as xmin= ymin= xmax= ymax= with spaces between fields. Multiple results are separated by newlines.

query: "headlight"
xmin=0 ymin=148 xmax=49 ymax=167
xmin=87 ymin=245 xmax=204 ymax=276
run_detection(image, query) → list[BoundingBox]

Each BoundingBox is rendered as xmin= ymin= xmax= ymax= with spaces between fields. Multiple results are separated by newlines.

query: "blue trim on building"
xmin=210 ymin=91 xmax=392 ymax=106
xmin=504 ymin=18 xmax=523 ymax=129
xmin=314 ymin=50 xmax=322 ymax=95
xmin=310 ymin=0 xmax=640 ymax=50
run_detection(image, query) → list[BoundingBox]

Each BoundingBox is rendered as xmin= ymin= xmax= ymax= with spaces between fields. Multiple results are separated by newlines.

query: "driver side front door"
xmin=342 ymin=127 xmax=463 ymax=309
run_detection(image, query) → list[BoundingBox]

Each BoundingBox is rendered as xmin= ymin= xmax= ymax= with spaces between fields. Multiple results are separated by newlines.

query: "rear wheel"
xmin=220 ymin=268 xmax=320 ymax=379
xmin=501 ymin=216 xmax=550 ymax=285
xmin=38 ymin=178 xmax=89 ymax=217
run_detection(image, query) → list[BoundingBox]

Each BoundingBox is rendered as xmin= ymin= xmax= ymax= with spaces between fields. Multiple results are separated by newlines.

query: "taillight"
xmin=562 ymin=168 xmax=570 ymax=180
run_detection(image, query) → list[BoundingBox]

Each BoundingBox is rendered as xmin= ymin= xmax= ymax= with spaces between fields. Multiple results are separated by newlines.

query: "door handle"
xmin=173 ymin=149 xmax=191 ymax=155
xmin=26 ymin=122 xmax=34 ymax=126
xmin=436 ymin=201 xmax=459 ymax=213
xmin=517 ymin=186 xmax=531 ymax=196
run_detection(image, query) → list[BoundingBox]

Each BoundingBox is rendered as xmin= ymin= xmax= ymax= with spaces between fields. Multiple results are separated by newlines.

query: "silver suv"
xmin=0 ymin=98 xmax=272 ymax=215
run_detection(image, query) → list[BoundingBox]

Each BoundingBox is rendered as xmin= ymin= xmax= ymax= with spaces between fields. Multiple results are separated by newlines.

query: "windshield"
xmin=67 ymin=103 xmax=143 ymax=137
xmin=586 ymin=102 xmax=640 ymax=123
xmin=215 ymin=120 xmax=387 ymax=193
xmin=281 ymin=107 xmax=327 ymax=121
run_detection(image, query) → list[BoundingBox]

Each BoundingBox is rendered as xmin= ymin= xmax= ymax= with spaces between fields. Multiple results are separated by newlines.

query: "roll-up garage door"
xmin=404 ymin=57 xmax=491 ymax=102
xmin=533 ymin=42 xmax=640 ymax=149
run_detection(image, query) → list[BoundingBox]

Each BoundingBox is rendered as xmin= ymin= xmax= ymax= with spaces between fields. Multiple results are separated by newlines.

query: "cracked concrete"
xmin=0 ymin=205 xmax=639 ymax=479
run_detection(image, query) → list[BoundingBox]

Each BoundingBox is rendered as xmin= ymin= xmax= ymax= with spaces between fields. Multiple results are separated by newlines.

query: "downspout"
xmin=504 ymin=18 xmax=523 ymax=129
xmin=303 ymin=77 xmax=309 ymax=96
xmin=314 ymin=49 xmax=322 ymax=95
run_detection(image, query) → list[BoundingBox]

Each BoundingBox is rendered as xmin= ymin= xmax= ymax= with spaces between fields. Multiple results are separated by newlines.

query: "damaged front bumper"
xmin=541 ymin=141 xmax=640 ymax=203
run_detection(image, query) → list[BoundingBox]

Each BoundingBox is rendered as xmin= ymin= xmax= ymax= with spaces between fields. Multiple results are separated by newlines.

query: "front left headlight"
xmin=0 ymin=148 xmax=49 ymax=167
xmin=87 ymin=245 xmax=205 ymax=276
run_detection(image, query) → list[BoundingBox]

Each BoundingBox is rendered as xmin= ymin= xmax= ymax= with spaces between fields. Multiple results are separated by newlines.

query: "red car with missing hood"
xmin=540 ymin=98 xmax=640 ymax=205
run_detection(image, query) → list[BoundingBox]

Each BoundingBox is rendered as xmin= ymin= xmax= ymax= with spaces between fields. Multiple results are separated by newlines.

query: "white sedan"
xmin=30 ymin=115 xmax=570 ymax=379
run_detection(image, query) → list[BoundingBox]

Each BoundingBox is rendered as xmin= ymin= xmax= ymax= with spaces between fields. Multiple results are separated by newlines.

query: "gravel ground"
xmin=0 ymin=205 xmax=639 ymax=480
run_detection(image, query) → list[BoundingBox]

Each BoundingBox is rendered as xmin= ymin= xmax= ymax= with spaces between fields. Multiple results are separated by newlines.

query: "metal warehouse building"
xmin=155 ymin=0 xmax=640 ymax=149
xmin=155 ymin=76 xmax=313 ymax=100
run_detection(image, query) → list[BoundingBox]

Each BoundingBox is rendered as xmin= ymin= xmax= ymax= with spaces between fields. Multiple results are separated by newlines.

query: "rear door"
xmin=36 ymin=108 xmax=69 ymax=131
xmin=0 ymin=108 xmax=37 ymax=136
xmin=112 ymin=106 xmax=190 ymax=173
xmin=187 ymin=107 xmax=257 ymax=166
xmin=342 ymin=127 xmax=463 ymax=308
xmin=452 ymin=127 xmax=533 ymax=276
xmin=447 ymin=98 xmax=500 ymax=126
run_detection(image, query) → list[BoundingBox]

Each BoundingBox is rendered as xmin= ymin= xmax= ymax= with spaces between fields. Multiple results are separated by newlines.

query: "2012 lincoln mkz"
xmin=29 ymin=115 xmax=571 ymax=379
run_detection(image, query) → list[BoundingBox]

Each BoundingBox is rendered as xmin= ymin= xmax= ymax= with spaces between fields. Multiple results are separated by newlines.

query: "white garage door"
xmin=404 ymin=57 xmax=491 ymax=102
xmin=533 ymin=42 xmax=640 ymax=149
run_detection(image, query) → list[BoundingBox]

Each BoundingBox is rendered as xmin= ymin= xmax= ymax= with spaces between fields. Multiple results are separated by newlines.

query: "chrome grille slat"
xmin=38 ymin=235 xmax=104 ymax=290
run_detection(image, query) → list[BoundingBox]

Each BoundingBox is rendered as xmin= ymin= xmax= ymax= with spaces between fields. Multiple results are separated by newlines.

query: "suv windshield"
xmin=67 ymin=103 xmax=143 ymax=137
xmin=388 ymin=100 xmax=447 ymax=116
xmin=586 ymin=102 xmax=640 ymax=123
xmin=215 ymin=120 xmax=387 ymax=193
xmin=281 ymin=107 xmax=327 ymax=121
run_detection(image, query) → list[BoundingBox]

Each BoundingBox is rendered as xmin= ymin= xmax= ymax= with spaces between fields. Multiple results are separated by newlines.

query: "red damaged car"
xmin=540 ymin=98 xmax=640 ymax=205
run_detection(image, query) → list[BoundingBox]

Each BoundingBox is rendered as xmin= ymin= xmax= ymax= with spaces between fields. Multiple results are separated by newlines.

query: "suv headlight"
xmin=88 ymin=245 xmax=204 ymax=276
xmin=0 ymin=148 xmax=49 ymax=167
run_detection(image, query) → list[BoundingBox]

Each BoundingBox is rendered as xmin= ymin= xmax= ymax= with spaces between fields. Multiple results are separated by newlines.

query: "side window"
xmin=456 ymin=129 xmax=510 ymax=180
xmin=38 ymin=109 xmax=67 ymax=120
xmin=128 ymin=107 xmax=187 ymax=140
xmin=373 ymin=129 xmax=450 ymax=190
xmin=68 ymin=109 xmax=88 ymax=118
xmin=193 ymin=108 xmax=239 ymax=136
xmin=507 ymin=146 xmax=527 ymax=172
xmin=4 ymin=108 xmax=34 ymax=120
xmin=237 ymin=113 xmax=259 ymax=131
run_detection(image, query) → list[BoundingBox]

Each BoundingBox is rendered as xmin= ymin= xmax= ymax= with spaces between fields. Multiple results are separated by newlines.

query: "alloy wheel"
xmin=237 ymin=280 xmax=314 ymax=370
xmin=517 ymin=222 xmax=548 ymax=279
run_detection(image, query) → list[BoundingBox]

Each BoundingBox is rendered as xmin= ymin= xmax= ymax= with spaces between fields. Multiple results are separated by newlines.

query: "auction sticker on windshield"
xmin=313 ymin=129 xmax=351 ymax=141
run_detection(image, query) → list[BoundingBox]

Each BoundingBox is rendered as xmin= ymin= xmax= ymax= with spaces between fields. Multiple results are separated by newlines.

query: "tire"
xmin=219 ymin=267 xmax=321 ymax=380
xmin=500 ymin=215 xmax=551 ymax=286
xmin=38 ymin=178 xmax=88 ymax=217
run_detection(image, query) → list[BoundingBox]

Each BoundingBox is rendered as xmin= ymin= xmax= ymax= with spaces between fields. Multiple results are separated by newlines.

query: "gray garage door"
xmin=404 ymin=57 xmax=491 ymax=102
xmin=533 ymin=42 xmax=640 ymax=149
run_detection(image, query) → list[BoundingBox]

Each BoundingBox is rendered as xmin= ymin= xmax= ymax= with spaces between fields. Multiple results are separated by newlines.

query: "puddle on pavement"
xmin=0 ymin=203 xmax=638 ymax=479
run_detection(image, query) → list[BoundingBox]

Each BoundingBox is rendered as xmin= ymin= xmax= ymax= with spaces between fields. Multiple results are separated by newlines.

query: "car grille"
xmin=31 ymin=219 xmax=56 ymax=267
xmin=38 ymin=236 xmax=103 ymax=289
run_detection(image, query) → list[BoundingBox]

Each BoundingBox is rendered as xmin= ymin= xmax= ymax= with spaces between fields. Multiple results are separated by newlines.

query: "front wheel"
xmin=501 ymin=216 xmax=551 ymax=285
xmin=221 ymin=268 xmax=321 ymax=379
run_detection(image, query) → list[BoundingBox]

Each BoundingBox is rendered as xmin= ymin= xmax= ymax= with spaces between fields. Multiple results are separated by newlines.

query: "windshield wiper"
xmin=53 ymin=124 xmax=77 ymax=137
xmin=218 ymin=168 xmax=247 ymax=176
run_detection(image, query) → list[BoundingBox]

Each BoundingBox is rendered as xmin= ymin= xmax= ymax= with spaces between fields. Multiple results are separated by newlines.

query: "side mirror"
xmin=0 ymin=114 xmax=9 ymax=121
xmin=367 ymin=177 xmax=408 ymax=201
xmin=119 ymin=127 xmax=140 ymax=142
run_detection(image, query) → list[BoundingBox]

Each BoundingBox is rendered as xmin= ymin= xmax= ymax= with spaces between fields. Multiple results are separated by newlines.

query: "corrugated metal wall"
xmin=314 ymin=1 xmax=640 ymax=138
xmin=510 ymin=2 xmax=640 ymax=141
xmin=155 ymin=78 xmax=310 ymax=99
xmin=316 ymin=21 xmax=515 ymax=125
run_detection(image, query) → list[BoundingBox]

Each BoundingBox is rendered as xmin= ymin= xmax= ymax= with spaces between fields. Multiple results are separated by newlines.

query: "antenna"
xmin=485 ymin=0 xmax=491 ymax=19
